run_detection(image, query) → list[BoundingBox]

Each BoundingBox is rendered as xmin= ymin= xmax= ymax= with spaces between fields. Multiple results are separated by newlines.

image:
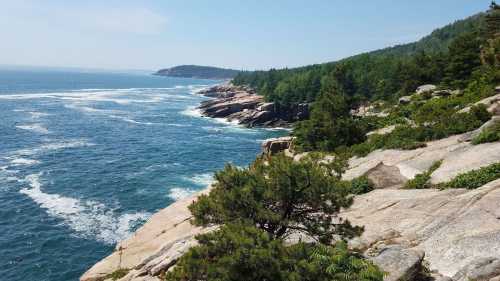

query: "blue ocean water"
xmin=0 ymin=69 xmax=285 ymax=281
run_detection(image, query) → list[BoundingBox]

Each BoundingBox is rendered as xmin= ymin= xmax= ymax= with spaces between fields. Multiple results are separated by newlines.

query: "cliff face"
xmin=81 ymin=132 xmax=500 ymax=281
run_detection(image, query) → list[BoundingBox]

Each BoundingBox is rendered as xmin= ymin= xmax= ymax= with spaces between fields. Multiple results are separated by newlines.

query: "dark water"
xmin=0 ymin=69 xmax=285 ymax=281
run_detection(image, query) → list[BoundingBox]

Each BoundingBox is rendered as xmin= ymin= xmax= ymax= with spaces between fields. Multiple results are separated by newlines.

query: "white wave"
xmin=165 ymin=123 xmax=191 ymax=127
xmin=28 ymin=111 xmax=50 ymax=118
xmin=183 ymin=173 xmax=214 ymax=187
xmin=20 ymin=174 xmax=150 ymax=244
xmin=16 ymin=124 xmax=50 ymax=134
xmin=9 ymin=157 xmax=40 ymax=166
xmin=65 ymin=104 xmax=155 ymax=125
xmin=211 ymin=117 xmax=241 ymax=126
xmin=167 ymin=187 xmax=196 ymax=201
xmin=15 ymin=140 xmax=94 ymax=156
xmin=180 ymin=106 xmax=203 ymax=118
xmin=264 ymin=127 xmax=293 ymax=132
xmin=0 ymin=89 xmax=163 ymax=104
xmin=107 ymin=115 xmax=154 ymax=125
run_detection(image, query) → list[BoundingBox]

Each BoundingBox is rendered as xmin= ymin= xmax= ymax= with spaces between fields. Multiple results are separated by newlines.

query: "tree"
xmin=293 ymin=90 xmax=366 ymax=152
xmin=443 ymin=32 xmax=483 ymax=88
xmin=165 ymin=224 xmax=384 ymax=281
xmin=189 ymin=154 xmax=362 ymax=244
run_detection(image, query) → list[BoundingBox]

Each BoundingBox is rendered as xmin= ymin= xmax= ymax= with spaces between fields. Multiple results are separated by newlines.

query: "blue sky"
xmin=0 ymin=0 xmax=492 ymax=71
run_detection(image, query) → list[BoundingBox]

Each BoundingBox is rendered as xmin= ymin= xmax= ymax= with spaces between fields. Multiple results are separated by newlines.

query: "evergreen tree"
xmin=189 ymin=154 xmax=362 ymax=243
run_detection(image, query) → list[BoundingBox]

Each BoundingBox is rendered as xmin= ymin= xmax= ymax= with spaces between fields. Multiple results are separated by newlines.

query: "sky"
xmin=0 ymin=0 xmax=493 ymax=71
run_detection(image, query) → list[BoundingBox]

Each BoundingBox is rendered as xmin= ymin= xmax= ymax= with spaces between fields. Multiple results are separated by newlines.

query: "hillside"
xmin=154 ymin=65 xmax=240 ymax=79
xmin=232 ymin=12 xmax=487 ymax=104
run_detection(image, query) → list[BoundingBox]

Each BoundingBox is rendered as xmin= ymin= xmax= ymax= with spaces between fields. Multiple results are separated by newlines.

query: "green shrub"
xmin=443 ymin=162 xmax=500 ymax=189
xmin=346 ymin=176 xmax=375 ymax=194
xmin=472 ymin=122 xmax=500 ymax=144
xmin=166 ymin=224 xmax=384 ymax=281
xmin=404 ymin=160 xmax=442 ymax=189
xmin=105 ymin=268 xmax=130 ymax=281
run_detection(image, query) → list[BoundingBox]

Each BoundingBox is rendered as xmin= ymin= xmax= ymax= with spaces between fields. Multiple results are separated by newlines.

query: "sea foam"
xmin=20 ymin=174 xmax=150 ymax=244
xmin=16 ymin=124 xmax=50 ymax=134
xmin=167 ymin=187 xmax=196 ymax=201
xmin=183 ymin=173 xmax=214 ymax=187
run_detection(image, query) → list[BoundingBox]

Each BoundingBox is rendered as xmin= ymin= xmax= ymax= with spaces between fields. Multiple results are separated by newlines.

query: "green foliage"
xmin=293 ymin=91 xmax=366 ymax=152
xmin=345 ymin=176 xmax=375 ymax=195
xmin=309 ymin=242 xmax=385 ymax=281
xmin=443 ymin=162 xmax=500 ymax=189
xmin=104 ymin=268 xmax=130 ymax=281
xmin=404 ymin=160 xmax=442 ymax=189
xmin=165 ymin=224 xmax=384 ymax=281
xmin=189 ymin=154 xmax=362 ymax=243
xmin=472 ymin=121 xmax=500 ymax=144
xmin=442 ymin=32 xmax=483 ymax=88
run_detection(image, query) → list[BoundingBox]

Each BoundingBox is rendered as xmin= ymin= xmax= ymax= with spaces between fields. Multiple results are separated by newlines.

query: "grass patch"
xmin=404 ymin=160 xmax=442 ymax=189
xmin=443 ymin=162 xmax=500 ymax=189
xmin=472 ymin=121 xmax=500 ymax=145
xmin=104 ymin=268 xmax=130 ymax=281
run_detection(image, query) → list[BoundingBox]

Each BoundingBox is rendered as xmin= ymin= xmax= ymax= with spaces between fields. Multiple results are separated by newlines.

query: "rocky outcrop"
xmin=459 ymin=93 xmax=500 ymax=115
xmin=416 ymin=84 xmax=437 ymax=95
xmin=81 ymin=132 xmax=500 ymax=281
xmin=344 ymin=178 xmax=500 ymax=280
xmin=197 ymin=85 xmax=309 ymax=127
xmin=261 ymin=136 xmax=294 ymax=155
xmin=342 ymin=133 xmax=500 ymax=187
xmin=351 ymin=103 xmax=389 ymax=118
xmin=366 ymin=125 xmax=397 ymax=137
xmin=459 ymin=116 xmax=500 ymax=142
xmin=399 ymin=95 xmax=412 ymax=104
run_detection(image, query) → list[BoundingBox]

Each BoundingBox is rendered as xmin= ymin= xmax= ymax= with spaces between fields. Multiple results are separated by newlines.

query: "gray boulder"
xmin=452 ymin=257 xmax=500 ymax=281
xmin=416 ymin=84 xmax=437 ymax=95
xmin=399 ymin=96 xmax=412 ymax=104
xmin=369 ymin=245 xmax=425 ymax=281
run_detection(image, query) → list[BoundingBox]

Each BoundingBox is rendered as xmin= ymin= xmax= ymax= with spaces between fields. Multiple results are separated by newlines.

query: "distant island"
xmin=154 ymin=65 xmax=241 ymax=79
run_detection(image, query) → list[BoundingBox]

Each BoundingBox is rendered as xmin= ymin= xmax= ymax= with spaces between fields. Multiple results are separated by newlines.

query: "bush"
xmin=404 ymin=160 xmax=442 ymax=189
xmin=189 ymin=154 xmax=362 ymax=243
xmin=349 ymin=104 xmax=490 ymax=157
xmin=165 ymin=224 xmax=384 ymax=281
xmin=472 ymin=121 xmax=500 ymax=144
xmin=443 ymin=162 xmax=500 ymax=189
xmin=345 ymin=176 xmax=375 ymax=194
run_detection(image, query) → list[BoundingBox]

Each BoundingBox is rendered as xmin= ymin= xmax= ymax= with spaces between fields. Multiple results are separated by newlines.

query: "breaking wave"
xmin=20 ymin=174 xmax=150 ymax=244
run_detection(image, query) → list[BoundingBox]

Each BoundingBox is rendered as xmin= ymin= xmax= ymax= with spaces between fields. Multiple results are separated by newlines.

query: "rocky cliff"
xmin=81 ymin=130 xmax=500 ymax=281
xmin=196 ymin=85 xmax=309 ymax=127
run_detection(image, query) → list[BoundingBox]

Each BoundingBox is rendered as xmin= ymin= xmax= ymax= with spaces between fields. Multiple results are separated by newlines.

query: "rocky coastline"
xmin=80 ymin=84 xmax=500 ymax=281
xmin=195 ymin=84 xmax=309 ymax=128
xmin=81 ymin=130 xmax=500 ymax=281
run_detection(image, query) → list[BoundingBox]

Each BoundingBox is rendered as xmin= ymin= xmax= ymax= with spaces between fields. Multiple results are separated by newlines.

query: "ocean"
xmin=0 ymin=69 xmax=285 ymax=281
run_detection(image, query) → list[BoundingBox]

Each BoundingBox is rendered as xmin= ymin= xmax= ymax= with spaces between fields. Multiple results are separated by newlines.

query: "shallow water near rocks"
xmin=0 ymin=69 xmax=285 ymax=281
